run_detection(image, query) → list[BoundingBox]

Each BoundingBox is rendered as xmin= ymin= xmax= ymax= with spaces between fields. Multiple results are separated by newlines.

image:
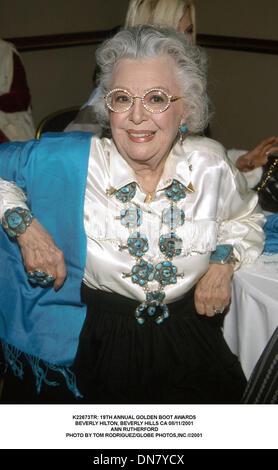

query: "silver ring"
xmin=27 ymin=270 xmax=54 ymax=287
xmin=213 ymin=306 xmax=225 ymax=314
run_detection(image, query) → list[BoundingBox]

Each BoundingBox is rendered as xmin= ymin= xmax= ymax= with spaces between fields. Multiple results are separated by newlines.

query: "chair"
xmin=35 ymin=106 xmax=80 ymax=139
xmin=241 ymin=327 xmax=278 ymax=404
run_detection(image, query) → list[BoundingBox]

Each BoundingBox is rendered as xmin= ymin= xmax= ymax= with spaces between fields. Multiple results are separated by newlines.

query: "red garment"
xmin=0 ymin=52 xmax=31 ymax=113
xmin=0 ymin=129 xmax=9 ymax=143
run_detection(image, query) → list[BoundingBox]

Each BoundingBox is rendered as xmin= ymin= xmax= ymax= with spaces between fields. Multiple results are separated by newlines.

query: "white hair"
xmin=93 ymin=24 xmax=210 ymax=135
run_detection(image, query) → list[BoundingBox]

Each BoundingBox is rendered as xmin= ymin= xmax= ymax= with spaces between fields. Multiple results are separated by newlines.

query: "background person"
xmin=0 ymin=38 xmax=35 ymax=144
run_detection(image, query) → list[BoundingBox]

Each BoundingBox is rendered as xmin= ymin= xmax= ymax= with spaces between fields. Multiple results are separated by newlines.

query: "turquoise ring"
xmin=27 ymin=270 xmax=54 ymax=287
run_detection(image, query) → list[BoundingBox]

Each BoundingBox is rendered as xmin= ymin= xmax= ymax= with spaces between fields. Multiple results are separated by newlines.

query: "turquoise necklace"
xmin=114 ymin=179 xmax=193 ymax=325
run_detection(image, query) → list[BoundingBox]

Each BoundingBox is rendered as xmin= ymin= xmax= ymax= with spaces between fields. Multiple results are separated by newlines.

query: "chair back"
xmin=36 ymin=107 xmax=80 ymax=138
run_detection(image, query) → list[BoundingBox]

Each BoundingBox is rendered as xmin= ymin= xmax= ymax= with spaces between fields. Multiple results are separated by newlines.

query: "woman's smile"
xmin=127 ymin=129 xmax=156 ymax=143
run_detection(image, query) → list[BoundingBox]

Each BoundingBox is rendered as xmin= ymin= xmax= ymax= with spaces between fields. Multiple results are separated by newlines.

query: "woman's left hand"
xmin=194 ymin=264 xmax=234 ymax=316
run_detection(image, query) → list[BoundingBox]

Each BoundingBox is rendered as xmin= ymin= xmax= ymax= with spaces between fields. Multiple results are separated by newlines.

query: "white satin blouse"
xmin=0 ymin=135 xmax=266 ymax=304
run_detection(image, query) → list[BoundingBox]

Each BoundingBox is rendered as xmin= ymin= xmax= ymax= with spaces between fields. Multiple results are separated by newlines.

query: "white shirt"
xmin=0 ymin=135 xmax=266 ymax=304
xmin=83 ymin=136 xmax=265 ymax=303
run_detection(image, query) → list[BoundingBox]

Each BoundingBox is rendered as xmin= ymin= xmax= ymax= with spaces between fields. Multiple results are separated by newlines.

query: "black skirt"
xmin=72 ymin=284 xmax=247 ymax=404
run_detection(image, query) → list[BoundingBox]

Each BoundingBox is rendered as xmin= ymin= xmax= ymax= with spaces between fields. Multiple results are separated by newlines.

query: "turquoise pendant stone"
xmin=135 ymin=294 xmax=170 ymax=325
xmin=120 ymin=206 xmax=142 ymax=227
xmin=162 ymin=205 xmax=185 ymax=229
xmin=155 ymin=261 xmax=178 ymax=285
xmin=159 ymin=232 xmax=182 ymax=258
xmin=115 ymin=182 xmax=136 ymax=203
xmin=146 ymin=291 xmax=165 ymax=303
xmin=130 ymin=260 xmax=154 ymax=286
xmin=127 ymin=232 xmax=149 ymax=257
xmin=165 ymin=179 xmax=187 ymax=201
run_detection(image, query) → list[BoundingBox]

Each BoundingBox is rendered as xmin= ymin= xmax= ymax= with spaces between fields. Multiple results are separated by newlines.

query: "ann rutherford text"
xmin=66 ymin=414 xmax=202 ymax=440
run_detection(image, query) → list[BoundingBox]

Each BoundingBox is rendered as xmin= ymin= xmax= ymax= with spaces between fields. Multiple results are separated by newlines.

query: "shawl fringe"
xmin=1 ymin=339 xmax=83 ymax=398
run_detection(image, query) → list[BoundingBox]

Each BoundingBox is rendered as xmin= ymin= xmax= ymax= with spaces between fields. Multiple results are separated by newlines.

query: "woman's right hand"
xmin=235 ymin=136 xmax=278 ymax=172
xmin=17 ymin=218 xmax=67 ymax=291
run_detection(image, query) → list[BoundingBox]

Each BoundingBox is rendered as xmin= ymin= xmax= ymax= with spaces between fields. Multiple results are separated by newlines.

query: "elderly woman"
xmin=0 ymin=25 xmax=265 ymax=404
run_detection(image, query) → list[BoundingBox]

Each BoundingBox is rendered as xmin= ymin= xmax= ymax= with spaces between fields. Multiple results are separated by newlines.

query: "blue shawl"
xmin=263 ymin=214 xmax=278 ymax=253
xmin=0 ymin=132 xmax=92 ymax=395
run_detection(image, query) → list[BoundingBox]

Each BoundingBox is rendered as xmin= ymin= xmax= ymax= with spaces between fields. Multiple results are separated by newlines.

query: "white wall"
xmin=194 ymin=0 xmax=278 ymax=150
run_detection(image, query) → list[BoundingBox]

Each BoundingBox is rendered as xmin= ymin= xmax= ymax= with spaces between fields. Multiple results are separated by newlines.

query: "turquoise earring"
xmin=179 ymin=124 xmax=187 ymax=142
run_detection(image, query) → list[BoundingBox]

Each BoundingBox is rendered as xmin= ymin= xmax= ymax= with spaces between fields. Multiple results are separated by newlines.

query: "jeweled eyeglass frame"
xmin=104 ymin=87 xmax=182 ymax=114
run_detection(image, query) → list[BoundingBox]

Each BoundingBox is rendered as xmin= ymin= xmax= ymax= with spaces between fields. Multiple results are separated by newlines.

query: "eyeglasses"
xmin=105 ymin=88 xmax=182 ymax=114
